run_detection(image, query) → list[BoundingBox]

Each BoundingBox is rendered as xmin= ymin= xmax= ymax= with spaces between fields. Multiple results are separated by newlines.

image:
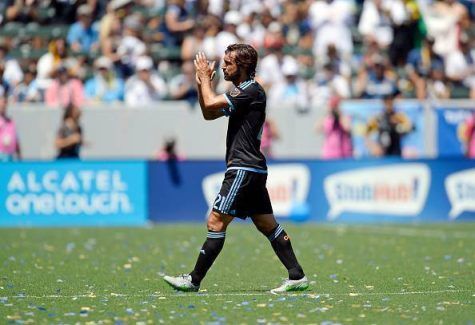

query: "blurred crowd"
xmin=1 ymin=0 xmax=475 ymax=161
xmin=0 ymin=0 xmax=473 ymax=109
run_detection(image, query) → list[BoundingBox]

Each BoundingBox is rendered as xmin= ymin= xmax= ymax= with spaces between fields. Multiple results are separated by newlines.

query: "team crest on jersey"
xmin=229 ymin=87 xmax=240 ymax=97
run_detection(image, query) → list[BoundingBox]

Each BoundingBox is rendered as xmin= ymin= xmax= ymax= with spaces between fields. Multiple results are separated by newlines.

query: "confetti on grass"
xmin=0 ymin=224 xmax=473 ymax=323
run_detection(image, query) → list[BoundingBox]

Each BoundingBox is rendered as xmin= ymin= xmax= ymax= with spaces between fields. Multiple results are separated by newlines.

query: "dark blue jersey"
xmin=222 ymin=80 xmax=267 ymax=172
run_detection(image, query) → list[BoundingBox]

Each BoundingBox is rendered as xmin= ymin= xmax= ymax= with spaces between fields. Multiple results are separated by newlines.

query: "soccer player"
xmin=163 ymin=44 xmax=308 ymax=294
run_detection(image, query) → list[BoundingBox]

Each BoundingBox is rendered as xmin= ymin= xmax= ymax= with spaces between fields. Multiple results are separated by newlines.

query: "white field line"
xmin=5 ymin=289 xmax=472 ymax=299
xmin=319 ymin=226 xmax=475 ymax=240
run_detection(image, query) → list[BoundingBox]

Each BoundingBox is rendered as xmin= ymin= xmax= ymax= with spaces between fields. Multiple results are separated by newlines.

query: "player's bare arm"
xmin=194 ymin=52 xmax=228 ymax=120
xmin=196 ymin=80 xmax=223 ymax=121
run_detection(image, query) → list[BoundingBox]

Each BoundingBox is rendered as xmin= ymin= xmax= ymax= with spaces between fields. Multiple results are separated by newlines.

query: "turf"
xmin=0 ymin=223 xmax=474 ymax=324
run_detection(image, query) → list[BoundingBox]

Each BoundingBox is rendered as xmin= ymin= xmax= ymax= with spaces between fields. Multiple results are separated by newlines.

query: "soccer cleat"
xmin=163 ymin=274 xmax=199 ymax=292
xmin=270 ymin=276 xmax=309 ymax=294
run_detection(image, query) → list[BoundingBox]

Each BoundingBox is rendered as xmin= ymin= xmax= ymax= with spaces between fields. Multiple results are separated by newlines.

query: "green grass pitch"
xmin=0 ymin=223 xmax=474 ymax=323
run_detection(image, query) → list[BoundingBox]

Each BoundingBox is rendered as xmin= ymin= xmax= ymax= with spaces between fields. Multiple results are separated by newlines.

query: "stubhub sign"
xmin=324 ymin=164 xmax=430 ymax=220
xmin=445 ymin=168 xmax=475 ymax=220
xmin=0 ymin=162 xmax=147 ymax=226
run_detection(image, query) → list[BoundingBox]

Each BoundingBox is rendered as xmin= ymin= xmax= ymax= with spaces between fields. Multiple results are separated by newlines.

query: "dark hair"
xmin=63 ymin=104 xmax=78 ymax=121
xmin=225 ymin=44 xmax=258 ymax=79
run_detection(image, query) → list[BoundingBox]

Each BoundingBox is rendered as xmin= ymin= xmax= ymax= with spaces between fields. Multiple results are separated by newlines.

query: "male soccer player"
xmin=163 ymin=44 xmax=308 ymax=293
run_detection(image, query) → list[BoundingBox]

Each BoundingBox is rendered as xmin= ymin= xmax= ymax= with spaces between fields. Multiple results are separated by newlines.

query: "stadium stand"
xmin=0 ymin=0 xmax=473 ymax=104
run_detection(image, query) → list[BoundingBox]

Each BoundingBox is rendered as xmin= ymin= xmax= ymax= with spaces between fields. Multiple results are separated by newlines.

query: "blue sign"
xmin=306 ymin=159 xmax=475 ymax=223
xmin=341 ymin=100 xmax=425 ymax=158
xmin=435 ymin=107 xmax=473 ymax=157
xmin=0 ymin=161 xmax=147 ymax=226
xmin=3 ymin=159 xmax=474 ymax=225
xmin=148 ymin=160 xmax=224 ymax=222
xmin=149 ymin=159 xmax=475 ymax=223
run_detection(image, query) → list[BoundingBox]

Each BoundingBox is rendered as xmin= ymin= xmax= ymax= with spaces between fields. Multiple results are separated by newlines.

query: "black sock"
xmin=267 ymin=224 xmax=305 ymax=280
xmin=189 ymin=230 xmax=226 ymax=286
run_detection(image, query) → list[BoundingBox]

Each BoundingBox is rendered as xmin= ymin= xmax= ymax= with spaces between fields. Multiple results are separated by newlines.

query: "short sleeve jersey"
xmin=222 ymin=79 xmax=267 ymax=171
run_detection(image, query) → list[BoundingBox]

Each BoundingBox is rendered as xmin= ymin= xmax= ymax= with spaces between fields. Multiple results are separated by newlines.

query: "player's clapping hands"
xmin=194 ymin=52 xmax=215 ymax=85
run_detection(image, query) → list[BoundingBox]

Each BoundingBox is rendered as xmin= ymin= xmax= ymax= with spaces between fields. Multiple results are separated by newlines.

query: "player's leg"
xmin=163 ymin=211 xmax=233 ymax=292
xmin=189 ymin=211 xmax=233 ymax=285
xmin=252 ymin=213 xmax=308 ymax=293
xmin=164 ymin=169 xmax=239 ymax=291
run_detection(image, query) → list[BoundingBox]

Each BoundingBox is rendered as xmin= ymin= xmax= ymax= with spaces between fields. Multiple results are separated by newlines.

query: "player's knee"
xmin=207 ymin=211 xmax=227 ymax=232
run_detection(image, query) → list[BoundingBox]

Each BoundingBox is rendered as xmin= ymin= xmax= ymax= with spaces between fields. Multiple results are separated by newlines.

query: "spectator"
xmin=181 ymin=22 xmax=215 ymax=61
xmin=0 ymin=44 xmax=23 ymax=90
xmin=317 ymin=43 xmax=352 ymax=81
xmin=317 ymin=96 xmax=352 ymax=160
xmin=388 ymin=0 xmax=422 ymax=67
xmin=168 ymin=61 xmax=198 ymax=105
xmin=157 ymin=137 xmax=185 ymax=161
xmin=406 ymin=36 xmax=444 ymax=99
xmin=445 ymin=34 xmax=475 ymax=99
xmin=0 ymin=64 xmax=10 ymax=101
xmin=426 ymin=64 xmax=451 ymax=100
xmin=142 ymin=0 xmax=167 ymax=13
xmin=37 ymin=38 xmax=81 ymax=92
xmin=236 ymin=10 xmax=267 ymax=49
xmin=310 ymin=62 xmax=350 ymax=106
xmin=0 ymin=87 xmax=21 ymax=161
xmin=87 ymin=0 xmax=108 ymax=21
xmin=358 ymin=0 xmax=396 ymax=49
xmin=55 ymin=104 xmax=83 ymax=159
xmin=365 ymin=93 xmax=413 ymax=157
xmin=203 ymin=14 xmax=222 ymax=47
xmin=268 ymin=59 xmax=309 ymax=112
xmin=464 ymin=112 xmax=475 ymax=158
xmin=116 ymin=14 xmax=147 ymax=79
xmin=0 ymin=1 xmax=8 ymax=25
xmin=50 ymin=0 xmax=81 ymax=24
xmin=160 ymin=0 xmax=195 ymax=47
xmin=146 ymin=6 xmax=166 ymax=45
xmin=13 ymin=67 xmax=41 ymax=103
xmin=257 ymin=32 xmax=296 ymax=91
xmin=251 ymin=8 xmax=276 ymax=44
xmin=215 ymin=11 xmax=242 ymax=59
xmin=157 ymin=137 xmax=184 ymax=185
xmin=355 ymin=55 xmax=398 ymax=99
xmin=67 ymin=4 xmax=100 ymax=54
xmin=260 ymin=118 xmax=280 ymax=159
xmin=5 ymin=0 xmax=39 ymax=24
xmin=423 ymin=0 xmax=470 ymax=57
xmin=99 ymin=0 xmax=134 ymax=59
xmin=294 ymin=29 xmax=316 ymax=80
xmin=280 ymin=1 xmax=312 ymax=49
xmin=124 ymin=56 xmax=167 ymax=106
xmin=262 ymin=21 xmax=285 ymax=53
xmin=213 ymin=11 xmax=244 ymax=93
xmin=85 ymin=56 xmax=125 ymax=103
xmin=309 ymin=0 xmax=354 ymax=60
xmin=45 ymin=66 xmax=85 ymax=108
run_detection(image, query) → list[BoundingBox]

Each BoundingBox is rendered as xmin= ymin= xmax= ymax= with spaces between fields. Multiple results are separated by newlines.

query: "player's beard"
xmin=223 ymin=68 xmax=240 ymax=82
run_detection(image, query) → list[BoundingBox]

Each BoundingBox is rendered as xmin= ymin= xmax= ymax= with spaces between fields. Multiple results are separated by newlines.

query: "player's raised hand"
xmin=194 ymin=52 xmax=215 ymax=83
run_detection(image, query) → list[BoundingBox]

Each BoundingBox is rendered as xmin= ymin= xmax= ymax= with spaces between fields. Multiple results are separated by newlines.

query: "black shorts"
xmin=212 ymin=168 xmax=273 ymax=219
